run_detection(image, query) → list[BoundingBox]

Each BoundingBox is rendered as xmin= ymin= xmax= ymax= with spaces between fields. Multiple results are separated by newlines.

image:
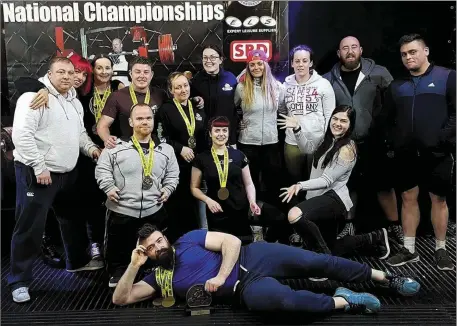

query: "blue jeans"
xmin=239 ymin=242 xmax=372 ymax=313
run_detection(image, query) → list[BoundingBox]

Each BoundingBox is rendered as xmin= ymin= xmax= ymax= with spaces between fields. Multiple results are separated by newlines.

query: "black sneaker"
xmin=41 ymin=236 xmax=65 ymax=269
xmin=90 ymin=243 xmax=103 ymax=261
xmin=435 ymin=249 xmax=454 ymax=271
xmin=387 ymin=224 xmax=404 ymax=245
xmin=337 ymin=222 xmax=355 ymax=240
xmin=289 ymin=233 xmax=303 ymax=248
xmin=109 ymin=269 xmax=125 ymax=288
xmin=386 ymin=247 xmax=420 ymax=267
xmin=370 ymin=228 xmax=390 ymax=260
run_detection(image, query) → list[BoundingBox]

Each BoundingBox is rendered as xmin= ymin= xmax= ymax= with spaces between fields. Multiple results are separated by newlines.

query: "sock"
xmin=435 ymin=239 xmax=446 ymax=251
xmin=404 ymin=236 xmax=415 ymax=254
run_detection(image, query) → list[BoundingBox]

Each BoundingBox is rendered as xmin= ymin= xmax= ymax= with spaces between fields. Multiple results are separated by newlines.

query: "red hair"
xmin=68 ymin=55 xmax=93 ymax=95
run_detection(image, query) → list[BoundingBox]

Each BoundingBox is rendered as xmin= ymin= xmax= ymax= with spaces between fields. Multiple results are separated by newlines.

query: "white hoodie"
xmin=12 ymin=75 xmax=98 ymax=175
xmin=282 ymin=72 xmax=335 ymax=152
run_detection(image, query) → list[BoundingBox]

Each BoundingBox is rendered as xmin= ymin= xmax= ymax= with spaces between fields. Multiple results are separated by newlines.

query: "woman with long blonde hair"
xmin=235 ymin=49 xmax=285 ymax=205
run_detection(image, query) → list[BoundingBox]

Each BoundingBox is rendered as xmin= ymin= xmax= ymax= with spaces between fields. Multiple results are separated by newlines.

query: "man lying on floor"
xmin=113 ymin=224 xmax=420 ymax=314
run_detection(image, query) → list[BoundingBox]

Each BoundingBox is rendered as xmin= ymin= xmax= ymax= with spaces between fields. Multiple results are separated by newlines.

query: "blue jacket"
xmin=190 ymin=69 xmax=238 ymax=145
xmin=383 ymin=64 xmax=456 ymax=152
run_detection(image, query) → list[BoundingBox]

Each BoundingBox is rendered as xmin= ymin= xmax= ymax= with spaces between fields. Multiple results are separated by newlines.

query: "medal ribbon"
xmin=173 ymin=98 xmax=195 ymax=138
xmin=129 ymin=84 xmax=150 ymax=106
xmin=131 ymin=136 xmax=154 ymax=177
xmin=93 ymin=87 xmax=111 ymax=122
xmin=155 ymin=248 xmax=175 ymax=300
xmin=211 ymin=147 xmax=229 ymax=188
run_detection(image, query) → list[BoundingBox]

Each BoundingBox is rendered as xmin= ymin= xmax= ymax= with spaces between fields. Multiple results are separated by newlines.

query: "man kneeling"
xmin=113 ymin=224 xmax=420 ymax=314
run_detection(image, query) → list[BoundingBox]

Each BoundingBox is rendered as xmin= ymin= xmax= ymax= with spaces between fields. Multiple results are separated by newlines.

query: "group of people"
xmin=7 ymin=32 xmax=454 ymax=317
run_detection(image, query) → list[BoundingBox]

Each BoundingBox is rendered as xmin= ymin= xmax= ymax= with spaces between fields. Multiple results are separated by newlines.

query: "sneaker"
xmin=12 ymin=287 xmax=30 ymax=303
xmin=333 ymin=287 xmax=381 ymax=314
xmin=289 ymin=233 xmax=303 ymax=247
xmin=41 ymin=236 xmax=65 ymax=269
xmin=337 ymin=222 xmax=355 ymax=240
xmin=109 ymin=269 xmax=125 ymax=288
xmin=384 ymin=272 xmax=421 ymax=296
xmin=308 ymin=277 xmax=328 ymax=282
xmin=386 ymin=247 xmax=420 ymax=267
xmin=387 ymin=224 xmax=404 ymax=245
xmin=251 ymin=226 xmax=263 ymax=242
xmin=66 ymin=259 xmax=104 ymax=272
xmin=370 ymin=228 xmax=390 ymax=260
xmin=90 ymin=243 xmax=103 ymax=260
xmin=435 ymin=249 xmax=454 ymax=271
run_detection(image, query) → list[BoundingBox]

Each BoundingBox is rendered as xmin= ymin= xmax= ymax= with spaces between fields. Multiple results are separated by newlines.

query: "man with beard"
xmin=95 ymin=103 xmax=179 ymax=287
xmin=97 ymin=57 xmax=165 ymax=149
xmin=382 ymin=34 xmax=455 ymax=270
xmin=112 ymin=224 xmax=420 ymax=315
xmin=323 ymin=36 xmax=401 ymax=245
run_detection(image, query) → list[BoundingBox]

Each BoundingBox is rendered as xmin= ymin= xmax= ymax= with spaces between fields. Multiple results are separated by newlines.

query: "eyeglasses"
xmin=202 ymin=56 xmax=220 ymax=62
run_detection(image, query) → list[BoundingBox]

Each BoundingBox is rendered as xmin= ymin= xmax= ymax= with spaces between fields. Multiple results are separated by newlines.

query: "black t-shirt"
xmin=193 ymin=147 xmax=249 ymax=218
xmin=340 ymin=65 xmax=362 ymax=97
xmin=157 ymin=100 xmax=206 ymax=167
xmin=79 ymin=80 xmax=123 ymax=147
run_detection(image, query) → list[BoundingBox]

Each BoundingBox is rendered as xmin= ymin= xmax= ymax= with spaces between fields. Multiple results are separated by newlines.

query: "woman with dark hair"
xmin=190 ymin=44 xmax=238 ymax=147
xmin=156 ymin=72 xmax=206 ymax=238
xmin=280 ymin=106 xmax=390 ymax=262
xmin=190 ymin=116 xmax=289 ymax=243
xmin=278 ymin=45 xmax=335 ymax=183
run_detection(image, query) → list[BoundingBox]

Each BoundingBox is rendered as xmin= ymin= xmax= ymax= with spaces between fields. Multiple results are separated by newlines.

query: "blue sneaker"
xmin=333 ymin=287 xmax=381 ymax=314
xmin=385 ymin=272 xmax=420 ymax=296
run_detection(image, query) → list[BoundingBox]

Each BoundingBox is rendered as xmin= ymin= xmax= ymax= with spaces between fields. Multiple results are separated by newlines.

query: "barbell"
xmin=107 ymin=34 xmax=176 ymax=65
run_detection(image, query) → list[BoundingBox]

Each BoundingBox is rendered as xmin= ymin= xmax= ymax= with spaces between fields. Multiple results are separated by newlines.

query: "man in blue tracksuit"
xmin=382 ymin=34 xmax=455 ymax=270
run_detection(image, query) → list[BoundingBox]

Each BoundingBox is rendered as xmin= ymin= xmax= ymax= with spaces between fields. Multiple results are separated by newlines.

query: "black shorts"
xmin=395 ymin=150 xmax=455 ymax=197
xmin=347 ymin=142 xmax=396 ymax=192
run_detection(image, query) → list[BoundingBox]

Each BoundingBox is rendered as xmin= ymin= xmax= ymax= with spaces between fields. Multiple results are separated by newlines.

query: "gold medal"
xmin=154 ymin=248 xmax=176 ymax=308
xmin=93 ymin=87 xmax=111 ymax=122
xmin=129 ymin=84 xmax=150 ymax=107
xmin=173 ymin=98 xmax=196 ymax=148
xmin=211 ymin=147 xmax=229 ymax=201
xmin=131 ymin=136 xmax=155 ymax=190
xmin=217 ymin=187 xmax=230 ymax=200
xmin=162 ymin=296 xmax=176 ymax=308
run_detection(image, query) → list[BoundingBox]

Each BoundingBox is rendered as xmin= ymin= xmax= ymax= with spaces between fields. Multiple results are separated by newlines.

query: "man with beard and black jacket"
xmin=323 ymin=36 xmax=402 ymax=244
xmin=382 ymin=34 xmax=455 ymax=271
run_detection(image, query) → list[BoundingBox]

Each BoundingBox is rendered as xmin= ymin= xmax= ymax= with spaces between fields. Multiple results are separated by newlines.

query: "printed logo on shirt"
xmin=428 ymin=82 xmax=435 ymax=87
xmin=222 ymin=83 xmax=233 ymax=91
xmin=195 ymin=113 xmax=203 ymax=121
xmin=284 ymin=86 xmax=320 ymax=115
xmin=27 ymin=192 xmax=34 ymax=197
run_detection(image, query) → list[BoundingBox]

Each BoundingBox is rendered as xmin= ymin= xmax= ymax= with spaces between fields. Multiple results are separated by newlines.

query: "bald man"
xmin=323 ymin=36 xmax=401 ymax=245
xmin=110 ymin=38 xmax=130 ymax=86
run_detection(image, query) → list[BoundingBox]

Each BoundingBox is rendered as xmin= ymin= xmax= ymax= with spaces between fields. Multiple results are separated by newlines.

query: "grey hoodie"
xmin=282 ymin=72 xmax=335 ymax=151
xmin=235 ymin=79 xmax=286 ymax=145
xmin=12 ymin=75 xmax=97 ymax=175
xmin=95 ymin=138 xmax=179 ymax=218
xmin=323 ymin=58 xmax=393 ymax=141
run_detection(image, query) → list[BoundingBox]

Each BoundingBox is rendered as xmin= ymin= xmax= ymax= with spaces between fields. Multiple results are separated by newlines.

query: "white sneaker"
xmin=12 ymin=287 xmax=30 ymax=303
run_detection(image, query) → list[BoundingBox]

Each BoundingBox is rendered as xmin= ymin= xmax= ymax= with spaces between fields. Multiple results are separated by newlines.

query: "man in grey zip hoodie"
xmin=95 ymin=103 xmax=179 ymax=288
xmin=323 ymin=36 xmax=401 ymax=242
xmin=9 ymin=57 xmax=103 ymax=304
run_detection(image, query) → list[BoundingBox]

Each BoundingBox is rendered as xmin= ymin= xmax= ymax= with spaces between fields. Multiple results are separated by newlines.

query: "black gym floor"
xmin=1 ymin=227 xmax=456 ymax=326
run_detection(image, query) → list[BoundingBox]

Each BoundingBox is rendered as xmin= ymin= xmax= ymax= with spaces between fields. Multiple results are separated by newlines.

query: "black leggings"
xmin=292 ymin=190 xmax=371 ymax=256
xmin=207 ymin=201 xmax=291 ymax=244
